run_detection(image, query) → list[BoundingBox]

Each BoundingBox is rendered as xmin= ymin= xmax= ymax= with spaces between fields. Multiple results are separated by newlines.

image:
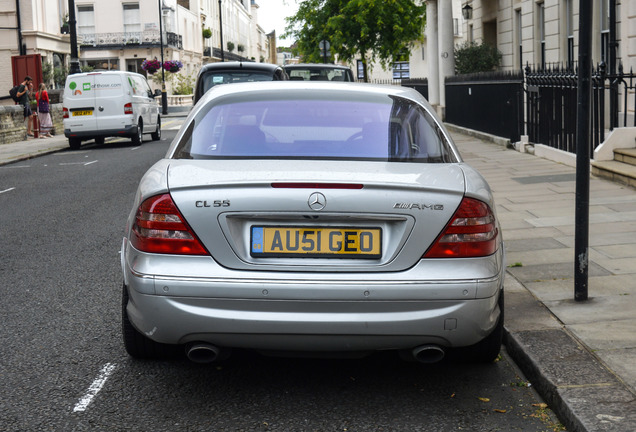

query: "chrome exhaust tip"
xmin=412 ymin=344 xmax=446 ymax=363
xmin=185 ymin=343 xmax=223 ymax=364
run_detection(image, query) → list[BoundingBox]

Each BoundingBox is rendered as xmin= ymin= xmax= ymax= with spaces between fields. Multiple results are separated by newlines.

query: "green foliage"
xmin=80 ymin=65 xmax=95 ymax=73
xmin=172 ymin=73 xmax=194 ymax=95
xmin=454 ymin=41 xmax=502 ymax=74
xmin=53 ymin=67 xmax=67 ymax=88
xmin=42 ymin=61 xmax=53 ymax=85
xmin=202 ymin=28 xmax=212 ymax=39
xmin=227 ymin=41 xmax=235 ymax=52
xmin=237 ymin=44 xmax=245 ymax=53
xmin=284 ymin=0 xmax=426 ymax=79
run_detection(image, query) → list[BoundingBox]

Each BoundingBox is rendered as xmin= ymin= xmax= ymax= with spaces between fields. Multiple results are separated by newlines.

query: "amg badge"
xmin=393 ymin=203 xmax=444 ymax=210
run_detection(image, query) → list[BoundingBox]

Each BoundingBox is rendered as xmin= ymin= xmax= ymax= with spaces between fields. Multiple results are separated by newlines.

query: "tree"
xmin=284 ymin=0 xmax=426 ymax=81
xmin=454 ymin=42 xmax=502 ymax=74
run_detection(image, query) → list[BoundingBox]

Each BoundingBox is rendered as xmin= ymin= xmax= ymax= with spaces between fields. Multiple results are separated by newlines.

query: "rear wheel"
xmin=69 ymin=137 xmax=81 ymax=150
xmin=121 ymin=283 xmax=176 ymax=359
xmin=151 ymin=116 xmax=161 ymax=141
xmin=131 ymin=120 xmax=143 ymax=146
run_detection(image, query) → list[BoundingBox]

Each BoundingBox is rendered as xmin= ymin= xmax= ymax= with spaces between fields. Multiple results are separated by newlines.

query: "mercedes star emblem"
xmin=308 ymin=192 xmax=326 ymax=211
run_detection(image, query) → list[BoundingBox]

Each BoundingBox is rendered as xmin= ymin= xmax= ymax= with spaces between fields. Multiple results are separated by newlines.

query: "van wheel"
xmin=151 ymin=117 xmax=161 ymax=141
xmin=131 ymin=120 xmax=143 ymax=146
xmin=69 ymin=138 xmax=81 ymax=150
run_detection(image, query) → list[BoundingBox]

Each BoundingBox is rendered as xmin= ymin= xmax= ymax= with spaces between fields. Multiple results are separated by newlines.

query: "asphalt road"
xmin=0 ymin=121 xmax=564 ymax=432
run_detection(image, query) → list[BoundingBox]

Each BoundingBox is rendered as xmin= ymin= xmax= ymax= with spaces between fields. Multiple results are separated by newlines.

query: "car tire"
xmin=121 ymin=283 xmax=176 ymax=359
xmin=452 ymin=290 xmax=504 ymax=363
xmin=69 ymin=137 xmax=81 ymax=150
xmin=151 ymin=116 xmax=161 ymax=141
xmin=94 ymin=137 xmax=105 ymax=145
xmin=131 ymin=120 xmax=143 ymax=146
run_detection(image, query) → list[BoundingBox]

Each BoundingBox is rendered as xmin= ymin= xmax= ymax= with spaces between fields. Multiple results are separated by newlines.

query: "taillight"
xmin=424 ymin=197 xmax=498 ymax=258
xmin=124 ymin=103 xmax=133 ymax=115
xmin=63 ymin=107 xmax=69 ymax=119
xmin=131 ymin=194 xmax=208 ymax=255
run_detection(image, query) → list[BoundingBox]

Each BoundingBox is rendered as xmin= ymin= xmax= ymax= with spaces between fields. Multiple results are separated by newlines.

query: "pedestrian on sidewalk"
xmin=16 ymin=76 xmax=36 ymax=137
xmin=36 ymin=83 xmax=54 ymax=138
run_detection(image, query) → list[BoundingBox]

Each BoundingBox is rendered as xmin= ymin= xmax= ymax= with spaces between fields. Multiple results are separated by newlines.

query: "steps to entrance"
xmin=592 ymin=148 xmax=636 ymax=188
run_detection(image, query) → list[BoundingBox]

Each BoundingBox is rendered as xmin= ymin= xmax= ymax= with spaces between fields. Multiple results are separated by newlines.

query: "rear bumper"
xmin=64 ymin=124 xmax=136 ymax=139
xmin=125 ymin=286 xmax=501 ymax=351
xmin=123 ymin=241 xmax=504 ymax=351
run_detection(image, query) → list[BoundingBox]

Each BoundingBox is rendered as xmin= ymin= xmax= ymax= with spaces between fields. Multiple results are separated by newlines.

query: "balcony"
xmin=78 ymin=31 xmax=183 ymax=50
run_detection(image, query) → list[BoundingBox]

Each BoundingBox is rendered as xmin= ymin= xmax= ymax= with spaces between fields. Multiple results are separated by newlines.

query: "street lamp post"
xmin=68 ymin=0 xmax=81 ymax=74
xmin=218 ymin=0 xmax=224 ymax=61
xmin=158 ymin=0 xmax=168 ymax=115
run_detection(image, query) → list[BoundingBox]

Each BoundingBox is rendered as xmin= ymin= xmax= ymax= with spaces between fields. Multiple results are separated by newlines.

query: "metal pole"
xmin=574 ymin=0 xmax=593 ymax=302
xmin=68 ymin=0 xmax=81 ymax=74
xmin=218 ymin=0 xmax=224 ymax=61
xmin=15 ymin=0 xmax=25 ymax=55
xmin=158 ymin=0 xmax=168 ymax=115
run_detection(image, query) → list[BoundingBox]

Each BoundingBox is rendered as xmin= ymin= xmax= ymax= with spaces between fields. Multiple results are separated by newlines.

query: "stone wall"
xmin=0 ymin=103 xmax=64 ymax=144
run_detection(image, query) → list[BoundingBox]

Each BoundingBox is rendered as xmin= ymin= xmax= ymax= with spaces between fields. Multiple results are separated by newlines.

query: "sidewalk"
xmin=1 ymin=121 xmax=635 ymax=431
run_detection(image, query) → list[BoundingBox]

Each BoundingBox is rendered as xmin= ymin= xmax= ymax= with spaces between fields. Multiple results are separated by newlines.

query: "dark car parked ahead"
xmin=282 ymin=63 xmax=355 ymax=82
xmin=194 ymin=61 xmax=288 ymax=103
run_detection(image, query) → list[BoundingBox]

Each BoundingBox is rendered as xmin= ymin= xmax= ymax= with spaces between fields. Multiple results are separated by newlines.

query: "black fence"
xmin=525 ymin=63 xmax=636 ymax=156
xmin=401 ymin=78 xmax=429 ymax=101
xmin=445 ymin=71 xmax=524 ymax=143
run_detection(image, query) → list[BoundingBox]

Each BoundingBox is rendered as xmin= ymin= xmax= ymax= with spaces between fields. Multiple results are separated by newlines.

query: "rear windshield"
xmin=201 ymin=71 xmax=275 ymax=94
xmin=173 ymin=92 xmax=456 ymax=163
xmin=286 ymin=68 xmax=353 ymax=82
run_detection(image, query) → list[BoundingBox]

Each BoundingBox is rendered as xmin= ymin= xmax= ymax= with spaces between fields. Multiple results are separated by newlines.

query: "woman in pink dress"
xmin=36 ymin=83 xmax=54 ymax=138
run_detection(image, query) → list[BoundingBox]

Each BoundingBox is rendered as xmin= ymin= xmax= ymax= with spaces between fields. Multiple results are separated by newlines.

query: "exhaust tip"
xmin=412 ymin=345 xmax=445 ymax=364
xmin=186 ymin=343 xmax=222 ymax=364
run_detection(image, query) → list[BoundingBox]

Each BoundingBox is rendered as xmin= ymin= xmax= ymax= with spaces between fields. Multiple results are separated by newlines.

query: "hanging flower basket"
xmin=163 ymin=60 xmax=183 ymax=73
xmin=141 ymin=58 xmax=161 ymax=74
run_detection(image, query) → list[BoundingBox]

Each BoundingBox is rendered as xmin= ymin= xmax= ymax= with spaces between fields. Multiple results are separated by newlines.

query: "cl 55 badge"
xmin=196 ymin=200 xmax=230 ymax=208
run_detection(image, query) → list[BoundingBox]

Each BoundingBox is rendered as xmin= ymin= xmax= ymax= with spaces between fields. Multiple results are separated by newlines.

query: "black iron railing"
xmin=525 ymin=63 xmax=636 ymax=156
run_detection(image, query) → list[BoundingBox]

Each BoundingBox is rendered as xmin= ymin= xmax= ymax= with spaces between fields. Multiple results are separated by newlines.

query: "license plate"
xmin=251 ymin=226 xmax=382 ymax=258
xmin=72 ymin=110 xmax=93 ymax=116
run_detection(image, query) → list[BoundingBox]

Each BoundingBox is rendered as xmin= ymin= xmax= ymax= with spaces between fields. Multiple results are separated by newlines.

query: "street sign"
xmin=319 ymin=40 xmax=330 ymax=50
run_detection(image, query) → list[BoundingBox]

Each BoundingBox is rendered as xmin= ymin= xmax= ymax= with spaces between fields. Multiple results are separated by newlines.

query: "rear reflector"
xmin=424 ymin=197 xmax=498 ymax=258
xmin=271 ymin=183 xmax=363 ymax=189
xmin=131 ymin=194 xmax=208 ymax=255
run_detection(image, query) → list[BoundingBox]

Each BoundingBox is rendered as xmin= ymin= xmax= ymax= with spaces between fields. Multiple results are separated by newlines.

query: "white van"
xmin=63 ymin=71 xmax=161 ymax=150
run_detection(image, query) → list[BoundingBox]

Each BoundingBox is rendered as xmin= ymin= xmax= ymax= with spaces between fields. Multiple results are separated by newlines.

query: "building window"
xmin=600 ymin=0 xmax=610 ymax=65
xmin=392 ymin=62 xmax=410 ymax=80
xmin=81 ymin=59 xmax=120 ymax=71
xmin=566 ymin=0 xmax=574 ymax=69
xmin=515 ymin=9 xmax=523 ymax=69
xmin=453 ymin=18 xmax=460 ymax=36
xmin=537 ymin=2 xmax=545 ymax=68
xmin=468 ymin=24 xmax=474 ymax=43
xmin=123 ymin=3 xmax=141 ymax=42
xmin=77 ymin=5 xmax=95 ymax=35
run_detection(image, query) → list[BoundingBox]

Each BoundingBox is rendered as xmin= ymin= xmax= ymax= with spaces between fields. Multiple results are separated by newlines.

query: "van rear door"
xmin=65 ymin=74 xmax=97 ymax=131
xmin=92 ymin=73 xmax=127 ymax=131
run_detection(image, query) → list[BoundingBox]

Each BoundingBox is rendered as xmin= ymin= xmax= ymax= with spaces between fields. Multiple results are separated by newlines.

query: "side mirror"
xmin=154 ymin=89 xmax=162 ymax=97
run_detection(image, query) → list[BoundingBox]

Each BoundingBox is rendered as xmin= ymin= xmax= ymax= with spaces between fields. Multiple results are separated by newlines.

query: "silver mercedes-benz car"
xmin=121 ymin=82 xmax=505 ymax=364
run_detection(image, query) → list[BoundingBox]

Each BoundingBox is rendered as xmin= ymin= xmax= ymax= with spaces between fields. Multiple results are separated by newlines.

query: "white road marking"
xmin=0 ymin=187 xmax=16 ymax=194
xmin=3 ymin=165 xmax=30 ymax=168
xmin=84 ymin=160 xmax=98 ymax=166
xmin=73 ymin=362 xmax=117 ymax=413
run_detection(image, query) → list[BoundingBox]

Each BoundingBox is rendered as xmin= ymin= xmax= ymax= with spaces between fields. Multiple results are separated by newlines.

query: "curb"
xmin=444 ymin=123 xmax=512 ymax=148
